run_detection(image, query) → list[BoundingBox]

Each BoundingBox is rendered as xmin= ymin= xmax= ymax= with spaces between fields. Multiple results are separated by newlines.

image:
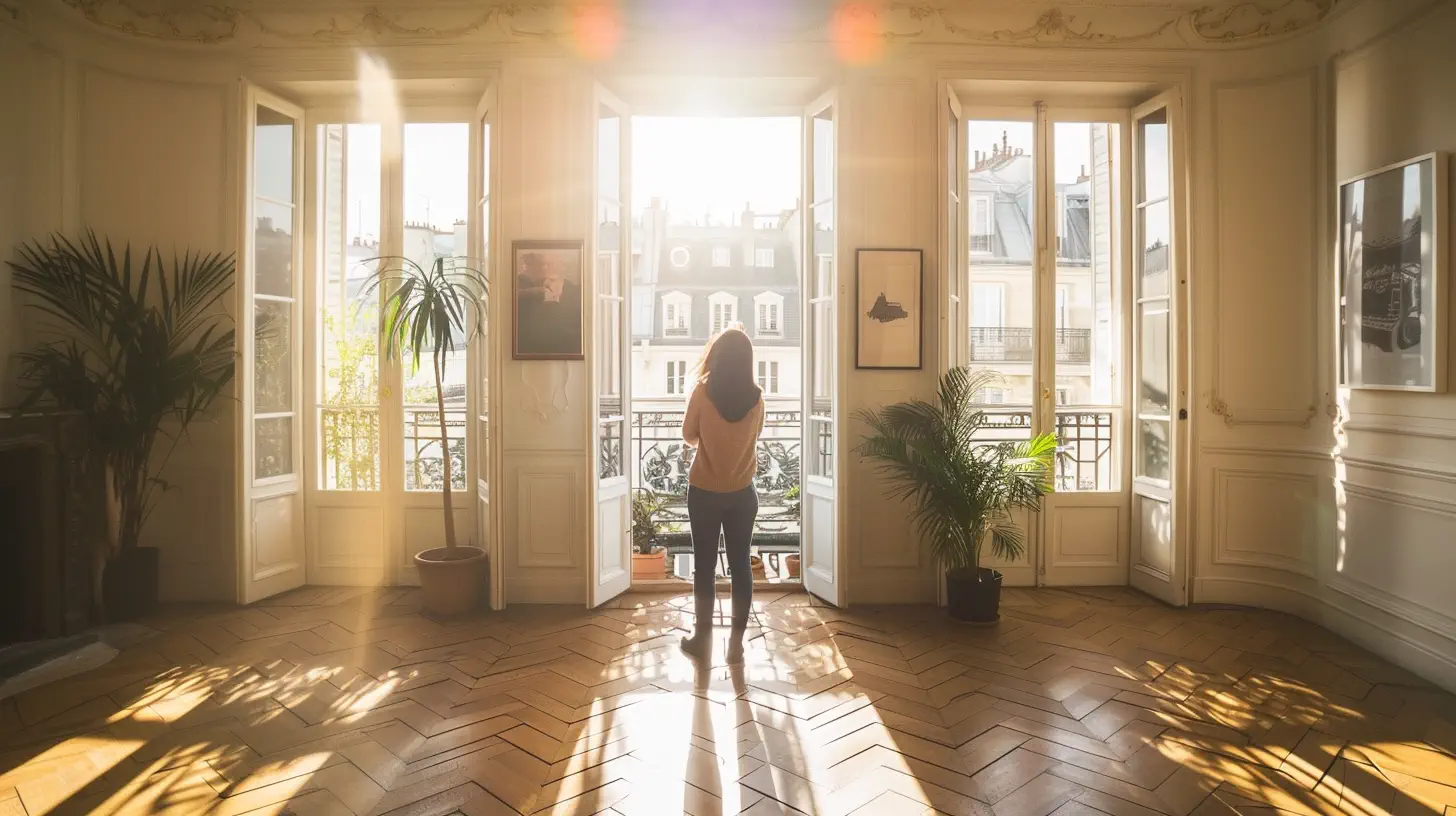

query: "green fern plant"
xmin=8 ymin=231 xmax=237 ymax=562
xmin=857 ymin=368 xmax=1056 ymax=573
xmin=360 ymin=255 xmax=487 ymax=553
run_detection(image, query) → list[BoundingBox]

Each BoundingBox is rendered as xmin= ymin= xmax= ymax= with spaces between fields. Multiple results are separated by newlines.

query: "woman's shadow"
xmin=686 ymin=657 xmax=749 ymax=814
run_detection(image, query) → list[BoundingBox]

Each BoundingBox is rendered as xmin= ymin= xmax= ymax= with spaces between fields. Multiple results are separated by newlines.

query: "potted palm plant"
xmin=8 ymin=232 xmax=236 ymax=622
xmin=631 ymin=488 xmax=668 ymax=579
xmin=858 ymin=368 xmax=1056 ymax=624
xmin=361 ymin=255 xmax=488 ymax=615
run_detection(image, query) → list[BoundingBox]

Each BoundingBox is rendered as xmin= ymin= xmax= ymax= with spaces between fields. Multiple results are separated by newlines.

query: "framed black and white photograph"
xmin=513 ymin=240 xmax=584 ymax=360
xmin=1339 ymin=153 xmax=1448 ymax=391
xmin=856 ymin=249 xmax=923 ymax=370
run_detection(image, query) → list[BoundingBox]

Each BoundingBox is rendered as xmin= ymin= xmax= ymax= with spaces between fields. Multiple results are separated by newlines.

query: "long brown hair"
xmin=695 ymin=328 xmax=761 ymax=422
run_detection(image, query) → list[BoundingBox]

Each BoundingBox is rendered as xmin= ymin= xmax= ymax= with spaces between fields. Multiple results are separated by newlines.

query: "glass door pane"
xmin=400 ymin=122 xmax=470 ymax=492
xmin=318 ymin=123 xmax=383 ymax=491
xmin=1052 ymin=121 xmax=1120 ymax=492
xmin=597 ymin=104 xmax=626 ymax=481
xmin=808 ymin=106 xmax=835 ymax=480
xmin=966 ymin=119 xmax=1035 ymax=442
xmin=253 ymin=104 xmax=299 ymax=481
xmin=1134 ymin=109 xmax=1172 ymax=488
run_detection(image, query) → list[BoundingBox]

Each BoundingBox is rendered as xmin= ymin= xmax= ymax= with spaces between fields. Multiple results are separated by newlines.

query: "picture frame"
xmin=1338 ymin=152 xmax=1448 ymax=392
xmin=512 ymin=239 xmax=585 ymax=361
xmin=856 ymin=248 xmax=923 ymax=370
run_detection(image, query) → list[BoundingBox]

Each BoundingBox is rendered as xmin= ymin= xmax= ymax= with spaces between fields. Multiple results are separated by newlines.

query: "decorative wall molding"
xmin=1335 ymin=481 xmax=1456 ymax=641
xmin=1340 ymin=419 xmax=1456 ymax=441
xmin=1338 ymin=453 xmax=1456 ymax=486
xmin=1206 ymin=69 xmax=1324 ymax=429
xmin=47 ymin=0 xmax=1359 ymax=51
xmin=1199 ymin=443 xmax=1333 ymax=460
xmin=1210 ymin=467 xmax=1317 ymax=577
xmin=515 ymin=468 xmax=579 ymax=568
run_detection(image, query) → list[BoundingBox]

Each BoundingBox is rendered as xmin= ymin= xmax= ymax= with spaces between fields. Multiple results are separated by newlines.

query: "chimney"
xmin=1078 ymin=164 xmax=1089 ymax=184
xmin=1001 ymin=130 xmax=1009 ymax=154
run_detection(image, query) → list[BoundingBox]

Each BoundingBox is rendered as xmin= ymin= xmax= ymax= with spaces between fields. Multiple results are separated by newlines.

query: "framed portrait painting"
xmin=856 ymin=249 xmax=923 ymax=370
xmin=512 ymin=240 xmax=584 ymax=360
xmin=1339 ymin=153 xmax=1448 ymax=391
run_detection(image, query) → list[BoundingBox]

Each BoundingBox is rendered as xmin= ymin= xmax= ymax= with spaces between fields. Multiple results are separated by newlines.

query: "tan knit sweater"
xmin=681 ymin=384 xmax=764 ymax=492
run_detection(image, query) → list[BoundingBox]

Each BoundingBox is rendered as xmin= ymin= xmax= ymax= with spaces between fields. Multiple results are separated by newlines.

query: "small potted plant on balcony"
xmin=858 ymin=368 xmax=1055 ymax=624
xmin=631 ymin=487 xmax=667 ymax=579
xmin=362 ymin=254 xmax=488 ymax=615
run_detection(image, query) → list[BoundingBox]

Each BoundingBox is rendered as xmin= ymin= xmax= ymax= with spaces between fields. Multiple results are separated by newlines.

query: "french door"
xmin=802 ymin=89 xmax=842 ymax=605
xmin=239 ymin=84 xmax=307 ymax=604
xmin=300 ymin=105 xmax=485 ymax=590
xmin=947 ymin=94 xmax=1177 ymax=590
xmin=1127 ymin=91 xmax=1189 ymax=605
xmin=589 ymin=86 xmax=633 ymax=608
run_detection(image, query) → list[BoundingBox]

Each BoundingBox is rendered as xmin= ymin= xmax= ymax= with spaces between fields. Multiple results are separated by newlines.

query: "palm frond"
xmin=857 ymin=366 xmax=1055 ymax=573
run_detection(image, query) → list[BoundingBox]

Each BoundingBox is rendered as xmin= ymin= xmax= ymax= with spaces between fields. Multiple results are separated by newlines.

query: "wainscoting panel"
xmin=1334 ymin=482 xmax=1456 ymax=641
xmin=1212 ymin=468 xmax=1316 ymax=577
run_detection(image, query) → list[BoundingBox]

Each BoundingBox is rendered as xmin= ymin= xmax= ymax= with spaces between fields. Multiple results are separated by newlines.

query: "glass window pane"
xmin=402 ymin=123 xmax=470 ymax=492
xmin=1054 ymin=123 xmax=1117 ymax=412
xmin=1139 ymin=200 xmax=1171 ymax=298
xmin=254 ymin=300 xmax=292 ymax=413
xmin=967 ymin=120 xmax=1034 ymax=405
xmin=254 ymin=199 xmax=294 ymax=298
xmin=255 ymin=416 xmax=293 ymax=479
xmin=254 ymin=105 xmax=294 ymax=204
xmin=1138 ymin=419 xmax=1170 ymax=483
xmin=318 ymin=123 xmax=382 ymax=491
xmin=1139 ymin=302 xmax=1170 ymax=416
xmin=1139 ymin=108 xmax=1169 ymax=203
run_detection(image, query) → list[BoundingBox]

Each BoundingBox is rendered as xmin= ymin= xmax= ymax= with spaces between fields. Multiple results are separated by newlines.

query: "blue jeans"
xmin=687 ymin=485 xmax=758 ymax=632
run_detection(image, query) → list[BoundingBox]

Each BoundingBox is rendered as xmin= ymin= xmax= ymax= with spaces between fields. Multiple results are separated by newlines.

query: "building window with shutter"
xmin=757 ymin=361 xmax=779 ymax=394
xmin=712 ymin=245 xmax=730 ymax=267
xmin=667 ymin=360 xmax=687 ymax=394
xmin=755 ymin=247 xmax=775 ymax=268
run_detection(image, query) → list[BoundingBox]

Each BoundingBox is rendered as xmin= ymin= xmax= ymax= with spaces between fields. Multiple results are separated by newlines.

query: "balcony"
xmin=970 ymin=327 xmax=1092 ymax=364
xmin=623 ymin=404 xmax=1114 ymax=579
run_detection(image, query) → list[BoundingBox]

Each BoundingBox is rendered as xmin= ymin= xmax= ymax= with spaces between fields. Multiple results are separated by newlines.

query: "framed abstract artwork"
xmin=512 ymin=240 xmax=585 ymax=360
xmin=856 ymin=248 xmax=923 ymax=370
xmin=1338 ymin=153 xmax=1448 ymax=391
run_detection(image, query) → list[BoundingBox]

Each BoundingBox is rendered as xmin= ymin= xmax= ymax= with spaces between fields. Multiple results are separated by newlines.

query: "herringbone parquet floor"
xmin=3 ymin=586 xmax=1455 ymax=815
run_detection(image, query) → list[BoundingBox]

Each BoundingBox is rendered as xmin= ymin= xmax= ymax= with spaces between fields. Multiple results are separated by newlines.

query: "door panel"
xmin=591 ymin=88 xmax=632 ymax=607
xmin=1128 ymin=92 xmax=1188 ymax=605
xmin=240 ymin=85 xmax=307 ymax=604
xmin=472 ymin=90 xmax=500 ymax=608
xmin=802 ymin=90 xmax=841 ymax=606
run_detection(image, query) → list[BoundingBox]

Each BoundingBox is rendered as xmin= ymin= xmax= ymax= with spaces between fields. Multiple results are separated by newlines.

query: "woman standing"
xmin=679 ymin=328 xmax=764 ymax=664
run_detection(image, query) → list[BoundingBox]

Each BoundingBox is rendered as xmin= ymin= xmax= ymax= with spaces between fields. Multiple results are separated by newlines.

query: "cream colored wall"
xmin=3 ymin=6 xmax=242 ymax=602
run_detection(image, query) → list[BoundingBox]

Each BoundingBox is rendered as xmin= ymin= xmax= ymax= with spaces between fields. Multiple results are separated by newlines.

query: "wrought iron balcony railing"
xmin=969 ymin=327 xmax=1092 ymax=363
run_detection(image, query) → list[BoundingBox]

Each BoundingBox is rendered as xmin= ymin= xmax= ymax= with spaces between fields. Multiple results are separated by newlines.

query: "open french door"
xmin=239 ymin=83 xmax=308 ymax=604
xmin=589 ymin=86 xmax=633 ymax=607
xmin=802 ymin=89 xmax=842 ymax=605
xmin=941 ymin=84 xmax=967 ymax=373
xmin=1127 ymin=91 xmax=1189 ymax=605
xmin=472 ymin=88 xmax=502 ymax=609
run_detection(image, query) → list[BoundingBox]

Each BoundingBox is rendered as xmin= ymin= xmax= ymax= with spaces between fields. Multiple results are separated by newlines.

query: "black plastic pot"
xmin=103 ymin=546 xmax=159 ymax=622
xmin=946 ymin=567 xmax=1002 ymax=623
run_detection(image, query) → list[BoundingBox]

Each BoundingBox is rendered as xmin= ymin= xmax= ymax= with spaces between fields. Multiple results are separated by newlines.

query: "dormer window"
xmin=754 ymin=291 xmax=784 ymax=337
xmin=970 ymin=195 xmax=993 ymax=254
xmin=711 ymin=245 xmax=730 ymax=267
xmin=709 ymin=292 xmax=737 ymax=335
xmin=662 ymin=291 xmax=691 ymax=337
xmin=755 ymin=247 xmax=775 ymax=268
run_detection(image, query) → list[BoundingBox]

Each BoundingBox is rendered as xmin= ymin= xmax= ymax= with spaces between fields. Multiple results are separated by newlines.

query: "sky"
xmin=968 ymin=120 xmax=1098 ymax=185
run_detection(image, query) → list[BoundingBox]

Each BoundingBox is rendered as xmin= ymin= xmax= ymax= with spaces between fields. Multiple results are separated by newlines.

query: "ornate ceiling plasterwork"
xmin=49 ymin=0 xmax=1351 ymax=50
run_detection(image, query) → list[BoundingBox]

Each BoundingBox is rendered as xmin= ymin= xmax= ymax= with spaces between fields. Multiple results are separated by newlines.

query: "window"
xmin=709 ymin=292 xmax=737 ymax=334
xmin=1057 ymin=388 xmax=1071 ymax=405
xmin=755 ymin=247 xmax=775 ymax=268
xmin=973 ymin=387 xmax=1005 ymax=404
xmin=754 ymin=292 xmax=783 ymax=336
xmin=669 ymin=246 xmax=690 ymax=268
xmin=663 ymin=293 xmax=691 ymax=337
xmin=971 ymin=283 xmax=1004 ymax=327
xmin=1056 ymin=285 xmax=1069 ymax=329
xmin=757 ymin=361 xmax=780 ymax=394
xmin=712 ymin=245 xmax=730 ymax=267
xmin=970 ymin=196 xmax=993 ymax=254
xmin=666 ymin=360 xmax=688 ymax=394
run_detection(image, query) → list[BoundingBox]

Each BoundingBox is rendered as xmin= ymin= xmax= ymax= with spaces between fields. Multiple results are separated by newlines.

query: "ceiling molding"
xmin=49 ymin=0 xmax=1355 ymax=50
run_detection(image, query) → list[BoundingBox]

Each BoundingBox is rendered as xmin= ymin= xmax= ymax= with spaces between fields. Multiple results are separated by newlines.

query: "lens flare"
xmin=570 ymin=2 xmax=622 ymax=62
xmin=831 ymin=1 xmax=885 ymax=65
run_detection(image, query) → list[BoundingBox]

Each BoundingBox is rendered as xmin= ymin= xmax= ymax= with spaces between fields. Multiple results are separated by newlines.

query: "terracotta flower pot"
xmin=749 ymin=554 xmax=766 ymax=579
xmin=785 ymin=554 xmax=801 ymax=579
xmin=632 ymin=548 xmax=666 ymax=580
xmin=414 ymin=546 xmax=488 ymax=616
